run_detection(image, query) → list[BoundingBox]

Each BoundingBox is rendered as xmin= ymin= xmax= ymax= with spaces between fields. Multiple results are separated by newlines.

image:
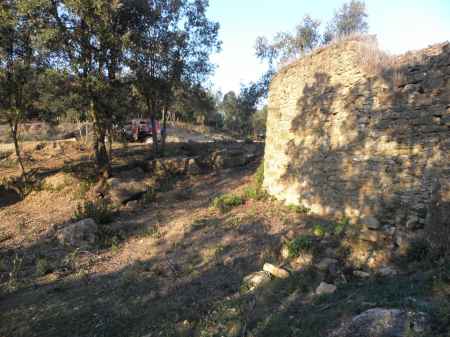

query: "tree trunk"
xmin=160 ymin=105 xmax=168 ymax=156
xmin=91 ymin=99 xmax=111 ymax=179
xmin=9 ymin=119 xmax=26 ymax=180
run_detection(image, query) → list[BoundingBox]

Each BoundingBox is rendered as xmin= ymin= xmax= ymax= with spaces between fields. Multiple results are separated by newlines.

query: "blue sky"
xmin=206 ymin=0 xmax=450 ymax=93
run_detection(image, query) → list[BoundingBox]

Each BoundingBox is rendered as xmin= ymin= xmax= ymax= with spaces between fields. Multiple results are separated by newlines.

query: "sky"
xmin=206 ymin=0 xmax=450 ymax=94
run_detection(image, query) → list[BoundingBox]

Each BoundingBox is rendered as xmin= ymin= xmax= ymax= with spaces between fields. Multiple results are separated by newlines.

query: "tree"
xmin=49 ymin=0 xmax=131 ymax=178
xmin=127 ymin=0 xmax=220 ymax=156
xmin=324 ymin=0 xmax=368 ymax=42
xmin=0 ymin=0 xmax=49 ymax=181
xmin=255 ymin=15 xmax=321 ymax=66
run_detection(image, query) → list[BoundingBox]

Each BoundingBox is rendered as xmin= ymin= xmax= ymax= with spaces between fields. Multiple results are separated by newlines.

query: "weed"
xmin=212 ymin=194 xmax=245 ymax=213
xmin=286 ymin=235 xmax=314 ymax=258
xmin=15 ymin=219 xmax=26 ymax=234
xmin=97 ymin=226 xmax=124 ymax=249
xmin=74 ymin=199 xmax=114 ymax=224
xmin=255 ymin=162 xmax=264 ymax=189
xmin=334 ymin=217 xmax=351 ymax=235
xmin=145 ymin=226 xmax=163 ymax=240
xmin=142 ymin=187 xmax=156 ymax=204
xmin=313 ymin=224 xmax=326 ymax=237
xmin=7 ymin=254 xmax=23 ymax=291
xmin=287 ymin=204 xmax=311 ymax=214
xmin=75 ymin=180 xmax=93 ymax=199
xmin=243 ymin=185 xmax=268 ymax=201
xmin=35 ymin=257 xmax=52 ymax=276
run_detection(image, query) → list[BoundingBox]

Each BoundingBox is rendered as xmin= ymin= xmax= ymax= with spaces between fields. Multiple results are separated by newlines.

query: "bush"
xmin=243 ymin=185 xmax=268 ymax=201
xmin=212 ymin=194 xmax=245 ymax=213
xmin=74 ymin=199 xmax=114 ymax=224
xmin=286 ymin=235 xmax=314 ymax=257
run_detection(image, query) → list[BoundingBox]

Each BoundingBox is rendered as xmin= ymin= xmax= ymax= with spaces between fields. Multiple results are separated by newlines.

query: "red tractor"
xmin=124 ymin=118 xmax=160 ymax=142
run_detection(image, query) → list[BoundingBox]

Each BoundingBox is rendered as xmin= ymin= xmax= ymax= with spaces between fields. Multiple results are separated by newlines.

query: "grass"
xmin=212 ymin=193 xmax=245 ymax=213
xmin=285 ymin=235 xmax=314 ymax=258
xmin=73 ymin=199 xmax=114 ymax=225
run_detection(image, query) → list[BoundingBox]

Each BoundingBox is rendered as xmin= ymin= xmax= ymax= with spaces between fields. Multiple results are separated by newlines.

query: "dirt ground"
xmin=0 ymin=141 xmax=448 ymax=337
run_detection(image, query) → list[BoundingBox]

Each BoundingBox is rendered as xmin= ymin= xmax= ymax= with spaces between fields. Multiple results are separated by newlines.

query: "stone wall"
xmin=263 ymin=38 xmax=450 ymax=234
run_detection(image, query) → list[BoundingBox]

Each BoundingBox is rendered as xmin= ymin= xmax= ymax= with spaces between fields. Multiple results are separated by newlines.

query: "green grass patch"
xmin=212 ymin=194 xmax=245 ymax=213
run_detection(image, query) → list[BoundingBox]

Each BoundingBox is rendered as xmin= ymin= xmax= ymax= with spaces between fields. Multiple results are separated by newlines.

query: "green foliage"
xmin=313 ymin=224 xmax=326 ymax=237
xmin=334 ymin=217 xmax=350 ymax=235
xmin=287 ymin=204 xmax=311 ymax=214
xmin=74 ymin=199 xmax=114 ymax=225
xmin=286 ymin=235 xmax=314 ymax=257
xmin=324 ymin=0 xmax=369 ymax=42
xmin=35 ymin=257 xmax=52 ymax=277
xmin=142 ymin=187 xmax=156 ymax=204
xmin=212 ymin=194 xmax=245 ymax=213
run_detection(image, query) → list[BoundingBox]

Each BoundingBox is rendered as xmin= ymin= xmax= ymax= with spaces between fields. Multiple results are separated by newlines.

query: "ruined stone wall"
xmin=264 ymin=39 xmax=450 ymax=232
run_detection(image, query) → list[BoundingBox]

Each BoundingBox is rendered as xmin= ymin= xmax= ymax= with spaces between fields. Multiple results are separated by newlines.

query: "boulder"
xmin=360 ymin=229 xmax=387 ymax=243
xmin=43 ymin=172 xmax=77 ymax=191
xmin=330 ymin=308 xmax=429 ymax=337
xmin=107 ymin=177 xmax=149 ymax=206
xmin=56 ymin=218 xmax=98 ymax=247
xmin=242 ymin=271 xmax=271 ymax=292
xmin=316 ymin=282 xmax=337 ymax=295
xmin=377 ymin=266 xmax=398 ymax=277
xmin=263 ymin=263 xmax=290 ymax=279
xmin=353 ymin=270 xmax=371 ymax=278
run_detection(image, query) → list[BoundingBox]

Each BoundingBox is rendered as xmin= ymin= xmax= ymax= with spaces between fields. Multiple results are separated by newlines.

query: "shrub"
xmin=286 ymin=235 xmax=314 ymax=257
xmin=243 ymin=185 xmax=268 ymax=201
xmin=212 ymin=194 xmax=245 ymax=213
xmin=74 ymin=199 xmax=114 ymax=224
xmin=35 ymin=257 xmax=52 ymax=276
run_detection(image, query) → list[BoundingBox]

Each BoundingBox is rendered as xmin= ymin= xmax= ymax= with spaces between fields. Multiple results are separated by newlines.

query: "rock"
xmin=353 ymin=270 xmax=371 ymax=278
xmin=280 ymin=245 xmax=290 ymax=260
xmin=289 ymin=253 xmax=313 ymax=271
xmin=43 ymin=172 xmax=77 ymax=191
xmin=405 ymin=215 xmax=423 ymax=230
xmin=153 ymin=157 xmax=189 ymax=175
xmin=175 ymin=320 xmax=194 ymax=337
xmin=56 ymin=218 xmax=98 ymax=247
xmin=316 ymin=258 xmax=338 ymax=272
xmin=242 ymin=271 xmax=271 ymax=292
xmin=225 ymin=320 xmax=242 ymax=337
xmin=316 ymin=282 xmax=337 ymax=295
xmin=378 ymin=266 xmax=398 ymax=277
xmin=187 ymin=158 xmax=201 ymax=175
xmin=107 ymin=177 xmax=149 ymax=205
xmin=125 ymin=200 xmax=139 ymax=209
xmin=330 ymin=308 xmax=429 ymax=337
xmin=360 ymin=229 xmax=386 ymax=243
xmin=362 ymin=216 xmax=381 ymax=230
xmin=263 ymin=263 xmax=290 ymax=279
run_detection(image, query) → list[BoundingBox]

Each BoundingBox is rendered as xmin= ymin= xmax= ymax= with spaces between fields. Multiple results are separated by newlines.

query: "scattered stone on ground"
xmin=263 ymin=263 xmax=290 ymax=279
xmin=377 ymin=266 xmax=398 ymax=277
xmin=330 ymin=308 xmax=429 ymax=337
xmin=316 ymin=258 xmax=338 ymax=272
xmin=362 ymin=216 xmax=381 ymax=230
xmin=316 ymin=282 xmax=337 ymax=295
xmin=353 ymin=270 xmax=371 ymax=278
xmin=56 ymin=218 xmax=97 ymax=247
xmin=242 ymin=271 xmax=271 ymax=292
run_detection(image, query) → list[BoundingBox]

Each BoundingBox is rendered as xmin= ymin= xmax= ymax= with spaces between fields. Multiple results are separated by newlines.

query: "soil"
xmin=0 ymin=140 xmax=448 ymax=337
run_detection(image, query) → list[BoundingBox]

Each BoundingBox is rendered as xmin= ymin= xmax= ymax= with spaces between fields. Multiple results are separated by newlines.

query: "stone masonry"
xmin=263 ymin=38 xmax=450 ymax=233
